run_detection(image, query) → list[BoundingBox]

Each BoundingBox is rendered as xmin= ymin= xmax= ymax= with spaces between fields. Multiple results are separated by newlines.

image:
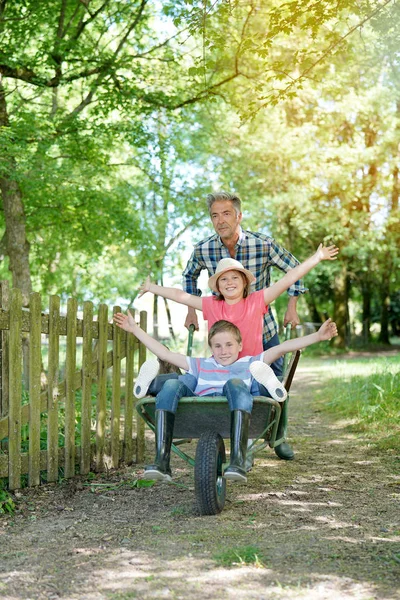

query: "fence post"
xmin=8 ymin=288 xmax=22 ymax=490
xmin=81 ymin=301 xmax=93 ymax=475
xmin=96 ymin=304 xmax=108 ymax=472
xmin=65 ymin=297 xmax=77 ymax=478
xmin=47 ymin=295 xmax=60 ymax=483
xmin=136 ymin=310 xmax=147 ymax=463
xmin=0 ymin=281 xmax=10 ymax=426
xmin=111 ymin=306 xmax=121 ymax=469
xmin=29 ymin=292 xmax=42 ymax=487
xmin=123 ymin=325 xmax=135 ymax=464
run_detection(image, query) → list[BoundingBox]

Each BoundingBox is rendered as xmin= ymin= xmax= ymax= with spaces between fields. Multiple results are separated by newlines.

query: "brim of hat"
xmin=208 ymin=267 xmax=256 ymax=293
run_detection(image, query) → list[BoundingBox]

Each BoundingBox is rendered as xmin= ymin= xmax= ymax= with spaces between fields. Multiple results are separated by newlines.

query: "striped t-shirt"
xmin=186 ymin=353 xmax=264 ymax=396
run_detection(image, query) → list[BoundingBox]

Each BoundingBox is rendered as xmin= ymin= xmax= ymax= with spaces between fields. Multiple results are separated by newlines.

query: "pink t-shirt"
xmin=202 ymin=290 xmax=268 ymax=358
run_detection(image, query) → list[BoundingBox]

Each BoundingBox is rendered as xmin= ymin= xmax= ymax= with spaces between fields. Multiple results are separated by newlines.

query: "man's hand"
xmin=317 ymin=318 xmax=338 ymax=341
xmin=283 ymin=296 xmax=301 ymax=328
xmin=185 ymin=306 xmax=199 ymax=331
xmin=138 ymin=276 xmax=151 ymax=298
xmin=315 ymin=243 xmax=339 ymax=262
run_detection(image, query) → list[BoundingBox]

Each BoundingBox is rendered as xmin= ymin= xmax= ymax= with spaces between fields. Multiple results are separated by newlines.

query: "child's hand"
xmin=318 ymin=318 xmax=338 ymax=341
xmin=316 ymin=243 xmax=339 ymax=261
xmin=138 ymin=276 xmax=151 ymax=298
xmin=113 ymin=310 xmax=136 ymax=332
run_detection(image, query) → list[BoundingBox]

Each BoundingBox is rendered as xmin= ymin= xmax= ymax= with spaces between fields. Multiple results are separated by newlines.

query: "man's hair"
xmin=208 ymin=320 xmax=242 ymax=346
xmin=215 ymin=270 xmax=250 ymax=301
xmin=206 ymin=191 xmax=241 ymax=215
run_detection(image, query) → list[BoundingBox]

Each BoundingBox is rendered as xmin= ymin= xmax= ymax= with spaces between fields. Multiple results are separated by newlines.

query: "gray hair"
xmin=206 ymin=191 xmax=242 ymax=215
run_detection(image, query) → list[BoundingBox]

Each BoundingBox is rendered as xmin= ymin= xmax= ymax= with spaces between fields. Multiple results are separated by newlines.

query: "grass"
xmin=310 ymin=354 xmax=400 ymax=452
xmin=213 ymin=545 xmax=267 ymax=568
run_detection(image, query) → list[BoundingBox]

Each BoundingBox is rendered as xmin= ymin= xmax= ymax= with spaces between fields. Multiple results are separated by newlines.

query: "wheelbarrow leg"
xmin=143 ymin=410 xmax=175 ymax=481
xmin=274 ymin=396 xmax=295 ymax=460
xmin=224 ymin=410 xmax=250 ymax=482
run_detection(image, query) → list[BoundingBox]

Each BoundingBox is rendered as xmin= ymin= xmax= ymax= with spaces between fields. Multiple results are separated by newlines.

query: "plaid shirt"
xmin=182 ymin=228 xmax=308 ymax=345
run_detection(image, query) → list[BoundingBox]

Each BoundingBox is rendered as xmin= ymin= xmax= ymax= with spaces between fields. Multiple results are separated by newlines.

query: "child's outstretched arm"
xmin=113 ymin=311 xmax=189 ymax=371
xmin=263 ymin=244 xmax=339 ymax=306
xmin=262 ymin=318 xmax=338 ymax=364
xmin=138 ymin=277 xmax=202 ymax=311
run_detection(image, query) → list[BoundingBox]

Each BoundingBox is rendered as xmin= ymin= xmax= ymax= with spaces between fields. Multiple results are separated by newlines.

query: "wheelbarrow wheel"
xmin=194 ymin=431 xmax=226 ymax=515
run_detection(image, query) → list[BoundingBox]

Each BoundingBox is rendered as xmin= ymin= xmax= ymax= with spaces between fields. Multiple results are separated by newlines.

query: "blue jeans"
xmin=264 ymin=332 xmax=283 ymax=378
xmin=156 ymin=378 xmax=254 ymax=414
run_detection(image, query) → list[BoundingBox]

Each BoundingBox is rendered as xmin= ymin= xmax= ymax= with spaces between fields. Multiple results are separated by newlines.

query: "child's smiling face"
xmin=216 ymin=269 xmax=246 ymax=302
xmin=209 ymin=330 xmax=243 ymax=366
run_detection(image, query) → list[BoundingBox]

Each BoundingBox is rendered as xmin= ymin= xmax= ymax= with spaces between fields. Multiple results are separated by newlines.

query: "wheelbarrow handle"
xmin=284 ymin=322 xmax=292 ymax=341
xmin=187 ymin=324 xmax=196 ymax=357
xmin=282 ymin=322 xmax=293 ymax=374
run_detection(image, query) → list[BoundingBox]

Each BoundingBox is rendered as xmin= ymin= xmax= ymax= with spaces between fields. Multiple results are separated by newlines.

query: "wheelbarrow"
xmin=136 ymin=326 xmax=301 ymax=515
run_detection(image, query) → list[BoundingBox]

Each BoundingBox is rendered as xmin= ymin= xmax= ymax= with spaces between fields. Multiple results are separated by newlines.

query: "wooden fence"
xmin=0 ymin=281 xmax=147 ymax=490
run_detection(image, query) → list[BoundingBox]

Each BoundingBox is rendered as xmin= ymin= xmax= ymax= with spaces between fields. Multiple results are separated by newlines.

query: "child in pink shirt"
xmin=138 ymin=243 xmax=338 ymax=359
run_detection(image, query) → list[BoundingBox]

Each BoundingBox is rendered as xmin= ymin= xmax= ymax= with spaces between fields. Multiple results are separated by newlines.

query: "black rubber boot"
xmin=274 ymin=397 xmax=295 ymax=460
xmin=143 ymin=410 xmax=175 ymax=481
xmin=224 ymin=410 xmax=250 ymax=482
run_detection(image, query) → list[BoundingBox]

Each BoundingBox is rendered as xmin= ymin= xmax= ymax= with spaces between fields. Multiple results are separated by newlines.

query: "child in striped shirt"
xmin=113 ymin=312 xmax=337 ymax=483
xmin=134 ymin=243 xmax=338 ymax=403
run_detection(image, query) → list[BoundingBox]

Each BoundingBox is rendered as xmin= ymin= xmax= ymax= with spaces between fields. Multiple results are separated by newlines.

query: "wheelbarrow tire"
xmin=194 ymin=431 xmax=226 ymax=516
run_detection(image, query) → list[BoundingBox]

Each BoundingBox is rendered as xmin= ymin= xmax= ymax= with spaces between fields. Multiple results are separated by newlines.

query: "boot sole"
xmin=250 ymin=361 xmax=287 ymax=402
xmin=143 ymin=469 xmax=172 ymax=482
xmin=134 ymin=359 xmax=160 ymax=399
xmin=224 ymin=470 xmax=247 ymax=483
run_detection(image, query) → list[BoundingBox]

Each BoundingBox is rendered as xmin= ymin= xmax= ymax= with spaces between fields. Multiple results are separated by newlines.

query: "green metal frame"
xmin=136 ymin=395 xmax=282 ymax=467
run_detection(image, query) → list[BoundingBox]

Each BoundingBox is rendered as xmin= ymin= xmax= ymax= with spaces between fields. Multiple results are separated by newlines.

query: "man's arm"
xmin=262 ymin=318 xmax=338 ymax=364
xmin=284 ymin=296 xmax=300 ymax=327
xmin=182 ymin=249 xmax=204 ymax=331
xmin=113 ymin=311 xmax=189 ymax=371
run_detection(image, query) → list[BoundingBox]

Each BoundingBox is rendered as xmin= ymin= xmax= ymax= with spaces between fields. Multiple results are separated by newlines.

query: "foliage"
xmin=0 ymin=481 xmax=15 ymax=514
xmin=314 ymin=355 xmax=400 ymax=452
xmin=0 ymin=0 xmax=398 ymax=339
xmin=18 ymin=383 xmax=110 ymax=453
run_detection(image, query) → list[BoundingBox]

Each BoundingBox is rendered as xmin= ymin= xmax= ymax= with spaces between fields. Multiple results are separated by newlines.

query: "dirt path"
xmin=1 ymin=361 xmax=399 ymax=600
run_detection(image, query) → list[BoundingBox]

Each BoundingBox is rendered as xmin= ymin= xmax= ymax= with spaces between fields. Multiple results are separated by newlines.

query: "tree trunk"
xmin=152 ymin=293 xmax=159 ymax=340
xmin=0 ymin=80 xmax=32 ymax=303
xmin=361 ymin=277 xmax=371 ymax=344
xmin=333 ymin=266 xmax=348 ymax=349
xmin=378 ymin=272 xmax=390 ymax=344
xmin=304 ymin=293 xmax=322 ymax=324
xmin=0 ymin=80 xmax=33 ymax=389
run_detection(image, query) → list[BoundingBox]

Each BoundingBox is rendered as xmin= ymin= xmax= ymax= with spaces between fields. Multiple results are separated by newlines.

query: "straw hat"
xmin=208 ymin=258 xmax=256 ymax=293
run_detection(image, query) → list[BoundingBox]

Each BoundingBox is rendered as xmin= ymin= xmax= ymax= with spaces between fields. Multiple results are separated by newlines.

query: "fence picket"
xmin=136 ymin=310 xmax=147 ymax=463
xmin=29 ymin=292 xmax=42 ymax=487
xmin=65 ymin=297 xmax=77 ymax=478
xmin=123 ymin=327 xmax=135 ymax=463
xmin=8 ymin=288 xmax=22 ymax=490
xmin=0 ymin=281 xmax=10 ymax=425
xmin=47 ymin=295 xmax=60 ymax=483
xmin=111 ymin=306 xmax=121 ymax=468
xmin=81 ymin=301 xmax=93 ymax=475
xmin=0 ymin=283 xmax=147 ymax=489
xmin=96 ymin=304 xmax=108 ymax=472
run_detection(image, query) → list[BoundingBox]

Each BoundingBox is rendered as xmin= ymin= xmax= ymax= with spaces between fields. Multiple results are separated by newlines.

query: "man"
xmin=182 ymin=191 xmax=308 ymax=460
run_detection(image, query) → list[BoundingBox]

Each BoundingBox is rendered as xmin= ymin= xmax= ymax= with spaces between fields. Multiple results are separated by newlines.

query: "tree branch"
xmin=252 ymin=0 xmax=395 ymax=117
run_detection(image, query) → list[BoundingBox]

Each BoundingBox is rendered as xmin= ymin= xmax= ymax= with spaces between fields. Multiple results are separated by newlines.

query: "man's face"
xmin=210 ymin=200 xmax=242 ymax=242
xmin=209 ymin=331 xmax=242 ymax=366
